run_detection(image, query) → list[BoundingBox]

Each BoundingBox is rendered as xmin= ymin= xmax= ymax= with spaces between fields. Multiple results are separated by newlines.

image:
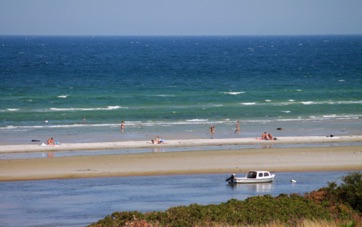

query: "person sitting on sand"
xmin=268 ymin=133 xmax=273 ymax=140
xmin=151 ymin=136 xmax=166 ymax=144
xmin=155 ymin=136 xmax=160 ymax=144
xmin=262 ymin=132 xmax=268 ymax=140
xmin=156 ymin=136 xmax=166 ymax=144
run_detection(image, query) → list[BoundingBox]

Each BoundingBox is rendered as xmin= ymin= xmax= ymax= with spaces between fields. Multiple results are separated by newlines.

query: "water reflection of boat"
xmin=228 ymin=181 xmax=273 ymax=193
xmin=226 ymin=170 xmax=275 ymax=184
xmin=253 ymin=183 xmax=273 ymax=193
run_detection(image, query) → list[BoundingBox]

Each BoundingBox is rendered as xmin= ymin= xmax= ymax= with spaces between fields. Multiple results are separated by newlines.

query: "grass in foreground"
xmin=89 ymin=172 xmax=362 ymax=227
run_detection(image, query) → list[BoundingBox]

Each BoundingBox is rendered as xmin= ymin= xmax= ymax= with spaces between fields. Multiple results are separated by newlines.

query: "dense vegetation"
xmin=89 ymin=172 xmax=362 ymax=227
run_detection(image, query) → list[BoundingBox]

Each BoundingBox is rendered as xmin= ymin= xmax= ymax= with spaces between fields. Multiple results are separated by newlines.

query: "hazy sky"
xmin=1 ymin=0 xmax=361 ymax=36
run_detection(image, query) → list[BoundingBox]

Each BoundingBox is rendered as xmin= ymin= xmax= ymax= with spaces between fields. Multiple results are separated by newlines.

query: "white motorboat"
xmin=226 ymin=170 xmax=275 ymax=184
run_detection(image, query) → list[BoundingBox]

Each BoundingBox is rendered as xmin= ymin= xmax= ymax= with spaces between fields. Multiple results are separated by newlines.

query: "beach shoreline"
xmin=0 ymin=136 xmax=361 ymax=182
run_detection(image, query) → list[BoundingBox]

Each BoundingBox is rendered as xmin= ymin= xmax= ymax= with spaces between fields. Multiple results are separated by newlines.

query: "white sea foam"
xmin=49 ymin=106 xmax=124 ymax=111
xmin=222 ymin=91 xmax=245 ymax=95
xmin=281 ymin=110 xmax=291 ymax=113
xmin=301 ymin=101 xmax=315 ymax=105
xmin=334 ymin=101 xmax=362 ymax=105
xmin=7 ymin=108 xmax=19 ymax=112
xmin=154 ymin=94 xmax=176 ymax=97
xmin=301 ymin=100 xmax=362 ymax=105
xmin=0 ymin=123 xmax=122 ymax=130
xmin=322 ymin=114 xmax=337 ymax=118
xmin=5 ymin=125 xmax=17 ymax=129
xmin=58 ymin=95 xmax=68 ymax=98
xmin=241 ymin=102 xmax=256 ymax=105
xmin=309 ymin=114 xmax=361 ymax=120
xmin=186 ymin=119 xmax=208 ymax=122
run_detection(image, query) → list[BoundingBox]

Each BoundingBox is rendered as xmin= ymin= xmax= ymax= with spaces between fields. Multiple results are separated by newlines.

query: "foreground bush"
xmin=89 ymin=172 xmax=362 ymax=227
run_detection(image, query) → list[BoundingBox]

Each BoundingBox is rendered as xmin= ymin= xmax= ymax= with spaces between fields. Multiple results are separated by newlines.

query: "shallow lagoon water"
xmin=0 ymin=171 xmax=355 ymax=227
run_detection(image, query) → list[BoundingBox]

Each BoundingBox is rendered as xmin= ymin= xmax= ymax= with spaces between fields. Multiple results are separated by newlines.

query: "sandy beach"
xmin=0 ymin=136 xmax=361 ymax=182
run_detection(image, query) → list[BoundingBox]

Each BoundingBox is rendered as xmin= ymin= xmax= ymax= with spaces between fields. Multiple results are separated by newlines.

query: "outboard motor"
xmin=225 ymin=173 xmax=235 ymax=182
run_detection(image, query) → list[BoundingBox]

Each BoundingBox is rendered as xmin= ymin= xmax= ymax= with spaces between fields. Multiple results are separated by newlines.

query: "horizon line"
xmin=1 ymin=33 xmax=362 ymax=38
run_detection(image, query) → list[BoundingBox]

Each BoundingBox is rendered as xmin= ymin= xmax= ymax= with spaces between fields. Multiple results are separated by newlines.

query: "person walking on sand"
xmin=234 ymin=121 xmax=240 ymax=134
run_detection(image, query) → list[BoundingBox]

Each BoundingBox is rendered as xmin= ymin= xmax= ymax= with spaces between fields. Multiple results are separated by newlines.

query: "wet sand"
xmin=0 ymin=136 xmax=361 ymax=181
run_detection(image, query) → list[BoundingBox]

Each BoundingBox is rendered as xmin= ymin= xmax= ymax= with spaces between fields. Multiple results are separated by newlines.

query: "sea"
xmin=1 ymin=35 xmax=362 ymax=145
xmin=0 ymin=36 xmax=362 ymax=226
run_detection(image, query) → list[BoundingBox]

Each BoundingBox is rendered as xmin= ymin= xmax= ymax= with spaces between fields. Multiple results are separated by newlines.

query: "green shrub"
xmin=337 ymin=172 xmax=362 ymax=213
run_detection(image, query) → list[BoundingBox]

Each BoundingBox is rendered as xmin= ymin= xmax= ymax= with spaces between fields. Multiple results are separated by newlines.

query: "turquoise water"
xmin=0 ymin=171 xmax=354 ymax=227
xmin=1 ymin=36 xmax=362 ymax=144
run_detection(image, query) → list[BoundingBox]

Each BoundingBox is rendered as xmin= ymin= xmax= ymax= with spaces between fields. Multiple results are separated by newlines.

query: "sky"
xmin=1 ymin=0 xmax=362 ymax=36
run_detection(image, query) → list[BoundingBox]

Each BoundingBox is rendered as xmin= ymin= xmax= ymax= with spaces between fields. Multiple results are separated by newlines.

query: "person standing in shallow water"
xmin=121 ymin=121 xmax=125 ymax=132
xmin=235 ymin=121 xmax=240 ymax=134
xmin=210 ymin=125 xmax=215 ymax=138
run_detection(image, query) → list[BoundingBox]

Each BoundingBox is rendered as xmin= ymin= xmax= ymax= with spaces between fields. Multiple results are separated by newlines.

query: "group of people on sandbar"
xmin=47 ymin=137 xmax=55 ymax=145
xmin=45 ymin=137 xmax=60 ymax=145
xmin=259 ymin=132 xmax=276 ymax=140
xmin=150 ymin=136 xmax=166 ymax=144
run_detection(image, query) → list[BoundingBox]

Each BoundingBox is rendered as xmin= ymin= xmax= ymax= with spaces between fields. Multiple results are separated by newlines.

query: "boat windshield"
xmin=246 ymin=171 xmax=257 ymax=178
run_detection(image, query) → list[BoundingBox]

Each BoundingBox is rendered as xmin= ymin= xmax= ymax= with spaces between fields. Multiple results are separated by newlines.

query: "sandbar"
xmin=1 ymin=135 xmax=362 ymax=153
xmin=0 ymin=144 xmax=361 ymax=182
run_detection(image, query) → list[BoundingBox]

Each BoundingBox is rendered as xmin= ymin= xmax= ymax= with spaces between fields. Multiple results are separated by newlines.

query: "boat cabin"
xmin=247 ymin=171 xmax=271 ymax=179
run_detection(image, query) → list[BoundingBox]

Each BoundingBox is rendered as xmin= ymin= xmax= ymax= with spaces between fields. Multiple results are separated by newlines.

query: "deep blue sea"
xmin=1 ymin=35 xmax=362 ymax=145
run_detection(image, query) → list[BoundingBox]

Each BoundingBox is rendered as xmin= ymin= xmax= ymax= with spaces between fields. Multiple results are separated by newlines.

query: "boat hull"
xmin=229 ymin=175 xmax=275 ymax=184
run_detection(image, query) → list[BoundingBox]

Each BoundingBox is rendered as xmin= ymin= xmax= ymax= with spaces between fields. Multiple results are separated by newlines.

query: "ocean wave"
xmin=1 ymin=114 xmax=361 ymax=131
xmin=309 ymin=114 xmax=360 ymax=120
xmin=186 ymin=119 xmax=209 ymax=122
xmin=241 ymin=102 xmax=256 ymax=105
xmin=301 ymin=101 xmax=314 ymax=105
xmin=0 ymin=123 xmax=122 ymax=130
xmin=153 ymin=94 xmax=176 ymax=97
xmin=237 ymin=100 xmax=362 ymax=107
xmin=301 ymin=100 xmax=362 ymax=105
xmin=0 ymin=108 xmax=20 ymax=112
xmin=49 ymin=106 xmax=125 ymax=111
xmin=57 ymin=95 xmax=68 ymax=98
xmin=7 ymin=108 xmax=20 ymax=112
xmin=222 ymin=91 xmax=245 ymax=95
